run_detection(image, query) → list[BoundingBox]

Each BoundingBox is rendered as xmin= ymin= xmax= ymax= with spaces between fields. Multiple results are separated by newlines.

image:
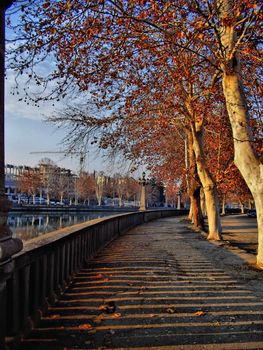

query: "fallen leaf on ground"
xmin=166 ymin=307 xmax=177 ymax=314
xmin=111 ymin=313 xmax=121 ymax=318
xmin=194 ymin=311 xmax=206 ymax=316
xmin=99 ymin=301 xmax=116 ymax=314
xmin=78 ymin=323 xmax=93 ymax=330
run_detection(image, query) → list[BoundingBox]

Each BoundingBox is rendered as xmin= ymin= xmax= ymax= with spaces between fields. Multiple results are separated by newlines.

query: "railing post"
xmin=0 ymin=3 xmax=23 ymax=348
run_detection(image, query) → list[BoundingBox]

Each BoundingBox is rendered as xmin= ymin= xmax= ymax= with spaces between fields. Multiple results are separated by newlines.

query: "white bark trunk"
xmin=254 ymin=193 xmax=263 ymax=269
xmin=220 ymin=0 xmax=263 ymax=268
xmin=239 ymin=200 xmax=245 ymax=214
xmin=200 ymin=187 xmax=206 ymax=217
xmin=191 ymin=125 xmax=222 ymax=240
xmin=188 ymin=202 xmax=193 ymax=221
xmin=222 ymin=62 xmax=263 ymax=267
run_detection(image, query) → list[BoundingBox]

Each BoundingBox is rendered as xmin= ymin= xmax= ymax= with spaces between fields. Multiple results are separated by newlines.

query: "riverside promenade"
xmin=18 ymin=216 xmax=263 ymax=350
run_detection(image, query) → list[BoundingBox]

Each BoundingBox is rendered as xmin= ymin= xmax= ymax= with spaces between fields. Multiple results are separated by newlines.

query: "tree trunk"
xmin=254 ymin=193 xmax=263 ymax=268
xmin=200 ymin=187 xmax=206 ymax=217
xmin=191 ymin=123 xmax=222 ymax=240
xmin=221 ymin=195 xmax=226 ymax=216
xmin=239 ymin=200 xmax=245 ymax=214
xmin=222 ymin=73 xmax=263 ymax=266
xmin=219 ymin=2 xmax=263 ymax=266
xmin=188 ymin=203 xmax=193 ymax=222
xmin=187 ymin=130 xmax=203 ymax=228
xmin=189 ymin=189 xmax=203 ymax=228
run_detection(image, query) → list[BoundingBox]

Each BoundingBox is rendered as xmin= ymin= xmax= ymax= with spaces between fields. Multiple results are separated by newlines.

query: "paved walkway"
xmin=19 ymin=216 xmax=263 ymax=350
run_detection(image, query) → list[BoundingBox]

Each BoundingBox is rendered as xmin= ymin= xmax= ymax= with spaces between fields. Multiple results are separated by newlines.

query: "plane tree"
xmin=17 ymin=169 xmax=42 ymax=204
xmin=7 ymin=0 xmax=263 ymax=267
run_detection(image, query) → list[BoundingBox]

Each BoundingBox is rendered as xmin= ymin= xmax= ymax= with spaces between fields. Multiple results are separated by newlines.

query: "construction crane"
xmin=29 ymin=150 xmax=87 ymax=174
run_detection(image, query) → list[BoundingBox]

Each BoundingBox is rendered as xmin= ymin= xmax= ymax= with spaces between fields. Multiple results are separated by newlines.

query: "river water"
xmin=8 ymin=211 xmax=121 ymax=241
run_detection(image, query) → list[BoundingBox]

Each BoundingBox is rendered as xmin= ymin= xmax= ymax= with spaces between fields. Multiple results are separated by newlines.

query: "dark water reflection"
xmin=8 ymin=211 xmax=119 ymax=241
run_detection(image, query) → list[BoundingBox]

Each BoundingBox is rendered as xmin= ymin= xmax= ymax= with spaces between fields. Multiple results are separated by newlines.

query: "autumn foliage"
xmin=6 ymin=0 xmax=263 ymax=266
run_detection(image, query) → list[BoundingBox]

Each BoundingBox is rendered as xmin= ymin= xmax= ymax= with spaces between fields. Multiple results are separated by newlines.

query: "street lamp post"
xmin=138 ymin=172 xmax=148 ymax=211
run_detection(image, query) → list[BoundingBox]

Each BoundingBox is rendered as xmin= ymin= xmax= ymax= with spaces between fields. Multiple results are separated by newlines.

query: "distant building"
xmin=5 ymin=164 xmax=36 ymax=200
xmin=5 ymin=163 xmax=74 ymax=204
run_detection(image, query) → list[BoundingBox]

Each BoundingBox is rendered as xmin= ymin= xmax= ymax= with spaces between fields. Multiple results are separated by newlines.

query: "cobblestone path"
xmin=19 ymin=217 xmax=263 ymax=350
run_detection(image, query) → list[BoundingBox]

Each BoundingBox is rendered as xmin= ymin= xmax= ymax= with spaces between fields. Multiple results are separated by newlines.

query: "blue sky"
xmin=4 ymin=7 xmax=138 ymax=177
xmin=5 ymin=81 xmax=133 ymax=176
xmin=5 ymin=73 xmax=88 ymax=173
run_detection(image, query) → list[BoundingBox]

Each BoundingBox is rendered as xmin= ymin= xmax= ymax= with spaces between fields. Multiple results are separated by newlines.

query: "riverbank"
xmin=10 ymin=204 xmax=138 ymax=213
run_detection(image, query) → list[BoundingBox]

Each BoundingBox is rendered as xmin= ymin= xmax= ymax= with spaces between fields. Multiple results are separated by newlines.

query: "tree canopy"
xmin=6 ymin=0 xmax=263 ymax=267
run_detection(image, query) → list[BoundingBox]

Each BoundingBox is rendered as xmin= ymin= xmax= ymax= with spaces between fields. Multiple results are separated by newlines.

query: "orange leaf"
xmin=166 ymin=307 xmax=176 ymax=314
xmin=194 ymin=311 xmax=206 ymax=316
xmin=78 ymin=323 xmax=93 ymax=330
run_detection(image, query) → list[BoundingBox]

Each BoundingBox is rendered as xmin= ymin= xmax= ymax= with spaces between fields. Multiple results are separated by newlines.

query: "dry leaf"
xmin=99 ymin=305 xmax=107 ymax=311
xmin=166 ymin=307 xmax=177 ymax=314
xmin=99 ymin=301 xmax=116 ymax=314
xmin=112 ymin=313 xmax=121 ymax=318
xmin=78 ymin=323 xmax=93 ymax=330
xmin=194 ymin=311 xmax=206 ymax=316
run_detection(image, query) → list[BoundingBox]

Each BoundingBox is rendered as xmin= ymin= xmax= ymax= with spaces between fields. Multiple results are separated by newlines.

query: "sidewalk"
xmin=19 ymin=216 xmax=263 ymax=350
